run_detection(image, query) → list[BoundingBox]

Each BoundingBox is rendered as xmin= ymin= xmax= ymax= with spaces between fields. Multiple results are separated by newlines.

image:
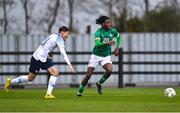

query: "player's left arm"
xmin=113 ymin=29 xmax=122 ymax=56
xmin=56 ymin=37 xmax=76 ymax=73
xmin=116 ymin=32 xmax=122 ymax=48
xmin=59 ymin=47 xmax=75 ymax=73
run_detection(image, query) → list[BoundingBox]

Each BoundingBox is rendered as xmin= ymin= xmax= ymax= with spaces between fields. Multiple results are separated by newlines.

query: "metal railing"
xmin=0 ymin=50 xmax=123 ymax=87
xmin=1 ymin=48 xmax=180 ymax=87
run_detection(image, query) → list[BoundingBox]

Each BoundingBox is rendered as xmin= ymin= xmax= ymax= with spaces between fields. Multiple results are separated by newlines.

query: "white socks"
xmin=11 ymin=76 xmax=29 ymax=84
xmin=46 ymin=76 xmax=57 ymax=95
xmin=11 ymin=75 xmax=57 ymax=95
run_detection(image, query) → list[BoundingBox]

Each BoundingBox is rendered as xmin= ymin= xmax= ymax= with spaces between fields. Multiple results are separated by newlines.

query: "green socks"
xmin=98 ymin=76 xmax=107 ymax=84
xmin=78 ymin=84 xmax=85 ymax=94
xmin=78 ymin=76 xmax=107 ymax=94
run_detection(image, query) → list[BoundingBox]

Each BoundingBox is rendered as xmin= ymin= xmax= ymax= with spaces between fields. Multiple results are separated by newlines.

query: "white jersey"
xmin=33 ymin=33 xmax=64 ymax=62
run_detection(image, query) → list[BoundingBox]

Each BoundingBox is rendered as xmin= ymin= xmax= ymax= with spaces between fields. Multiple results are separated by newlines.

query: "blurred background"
xmin=0 ymin=0 xmax=180 ymax=88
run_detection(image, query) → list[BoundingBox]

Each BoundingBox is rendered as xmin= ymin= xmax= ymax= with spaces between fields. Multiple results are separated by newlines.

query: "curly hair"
xmin=96 ymin=15 xmax=110 ymax=25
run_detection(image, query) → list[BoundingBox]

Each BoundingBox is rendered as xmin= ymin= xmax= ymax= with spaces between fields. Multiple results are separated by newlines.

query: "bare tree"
xmin=144 ymin=0 xmax=149 ymax=15
xmin=121 ymin=0 xmax=128 ymax=32
xmin=2 ymin=0 xmax=7 ymax=34
xmin=143 ymin=0 xmax=149 ymax=32
xmin=47 ymin=0 xmax=60 ymax=33
xmin=108 ymin=0 xmax=113 ymax=17
xmin=110 ymin=0 xmax=128 ymax=31
xmin=37 ymin=0 xmax=61 ymax=33
xmin=21 ymin=0 xmax=35 ymax=34
xmin=67 ymin=0 xmax=74 ymax=31
xmin=101 ymin=0 xmax=117 ymax=17
xmin=171 ymin=0 xmax=178 ymax=9
xmin=21 ymin=0 xmax=29 ymax=34
xmin=1 ymin=0 xmax=14 ymax=34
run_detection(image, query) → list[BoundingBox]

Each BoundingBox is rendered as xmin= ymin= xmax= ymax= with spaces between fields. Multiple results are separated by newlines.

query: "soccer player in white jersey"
xmin=4 ymin=26 xmax=76 ymax=99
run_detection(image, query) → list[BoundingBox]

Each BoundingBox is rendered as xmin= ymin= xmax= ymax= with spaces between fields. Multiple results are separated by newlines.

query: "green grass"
xmin=0 ymin=87 xmax=180 ymax=112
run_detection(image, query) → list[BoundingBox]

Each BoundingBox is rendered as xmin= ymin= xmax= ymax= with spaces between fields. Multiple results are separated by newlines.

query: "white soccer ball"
xmin=164 ymin=88 xmax=176 ymax=98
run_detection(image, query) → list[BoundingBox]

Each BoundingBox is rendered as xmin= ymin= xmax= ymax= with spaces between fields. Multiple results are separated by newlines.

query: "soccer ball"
xmin=164 ymin=88 xmax=176 ymax=98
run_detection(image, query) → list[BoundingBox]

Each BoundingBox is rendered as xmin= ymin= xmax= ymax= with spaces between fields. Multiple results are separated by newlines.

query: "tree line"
xmin=114 ymin=0 xmax=180 ymax=32
xmin=1 ymin=0 xmax=180 ymax=34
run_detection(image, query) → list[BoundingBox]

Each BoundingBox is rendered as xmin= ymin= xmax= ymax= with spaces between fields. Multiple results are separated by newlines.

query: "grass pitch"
xmin=0 ymin=87 xmax=180 ymax=112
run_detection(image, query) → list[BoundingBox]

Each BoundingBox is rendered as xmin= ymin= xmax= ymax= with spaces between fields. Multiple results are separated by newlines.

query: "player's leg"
xmin=96 ymin=56 xmax=113 ymax=94
xmin=96 ymin=63 xmax=112 ymax=95
xmin=10 ymin=56 xmax=39 ymax=84
xmin=4 ymin=56 xmax=39 ymax=92
xmin=98 ymin=63 xmax=112 ymax=84
xmin=77 ymin=54 xmax=98 ymax=96
xmin=45 ymin=66 xmax=59 ymax=99
xmin=4 ymin=72 xmax=36 ymax=92
xmin=77 ymin=67 xmax=95 ymax=96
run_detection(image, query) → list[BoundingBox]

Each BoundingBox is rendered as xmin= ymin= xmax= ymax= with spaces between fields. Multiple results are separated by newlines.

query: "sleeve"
xmin=112 ymin=29 xmax=122 ymax=48
xmin=55 ymin=35 xmax=65 ymax=48
xmin=55 ymin=35 xmax=71 ymax=65
xmin=94 ymin=30 xmax=104 ymax=47
xmin=116 ymin=32 xmax=122 ymax=48
xmin=59 ymin=47 xmax=71 ymax=66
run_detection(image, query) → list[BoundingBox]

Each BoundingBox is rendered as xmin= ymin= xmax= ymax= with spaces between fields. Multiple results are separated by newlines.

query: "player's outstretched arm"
xmin=59 ymin=47 xmax=76 ymax=73
xmin=68 ymin=65 xmax=76 ymax=73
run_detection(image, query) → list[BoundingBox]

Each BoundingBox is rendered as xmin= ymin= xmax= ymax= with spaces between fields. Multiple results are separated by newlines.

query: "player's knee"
xmin=108 ymin=66 xmax=113 ymax=73
xmin=48 ymin=67 xmax=59 ymax=76
xmin=28 ymin=76 xmax=35 ymax=81
xmin=28 ymin=73 xmax=36 ymax=81
xmin=109 ymin=69 xmax=113 ymax=73
xmin=51 ymin=71 xmax=59 ymax=76
xmin=106 ymin=69 xmax=112 ymax=75
xmin=103 ymin=64 xmax=113 ymax=74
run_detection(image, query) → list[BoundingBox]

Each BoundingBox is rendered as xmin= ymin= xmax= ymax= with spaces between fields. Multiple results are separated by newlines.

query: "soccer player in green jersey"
xmin=77 ymin=15 xmax=122 ymax=96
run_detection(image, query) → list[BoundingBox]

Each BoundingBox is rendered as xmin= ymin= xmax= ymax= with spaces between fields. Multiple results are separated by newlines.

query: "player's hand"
xmin=105 ymin=40 xmax=116 ymax=45
xmin=114 ymin=47 xmax=119 ymax=56
xmin=68 ymin=65 xmax=76 ymax=73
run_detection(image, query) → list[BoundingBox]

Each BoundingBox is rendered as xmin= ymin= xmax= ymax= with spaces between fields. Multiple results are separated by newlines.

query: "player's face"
xmin=61 ymin=31 xmax=70 ymax=41
xmin=102 ymin=19 xmax=112 ymax=29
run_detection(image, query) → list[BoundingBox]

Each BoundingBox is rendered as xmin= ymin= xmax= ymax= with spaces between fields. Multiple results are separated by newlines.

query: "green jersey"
xmin=92 ymin=27 xmax=122 ymax=57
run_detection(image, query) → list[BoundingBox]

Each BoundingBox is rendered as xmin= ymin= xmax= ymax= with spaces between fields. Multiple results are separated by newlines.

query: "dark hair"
xmin=58 ymin=26 xmax=70 ymax=33
xmin=96 ymin=15 xmax=110 ymax=25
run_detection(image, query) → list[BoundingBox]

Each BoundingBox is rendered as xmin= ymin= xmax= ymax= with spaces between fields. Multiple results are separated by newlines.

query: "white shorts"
xmin=88 ymin=54 xmax=112 ymax=68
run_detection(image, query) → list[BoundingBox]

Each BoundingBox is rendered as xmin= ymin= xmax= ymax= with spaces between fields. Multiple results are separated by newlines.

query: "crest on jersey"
xmin=109 ymin=33 xmax=113 ymax=37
